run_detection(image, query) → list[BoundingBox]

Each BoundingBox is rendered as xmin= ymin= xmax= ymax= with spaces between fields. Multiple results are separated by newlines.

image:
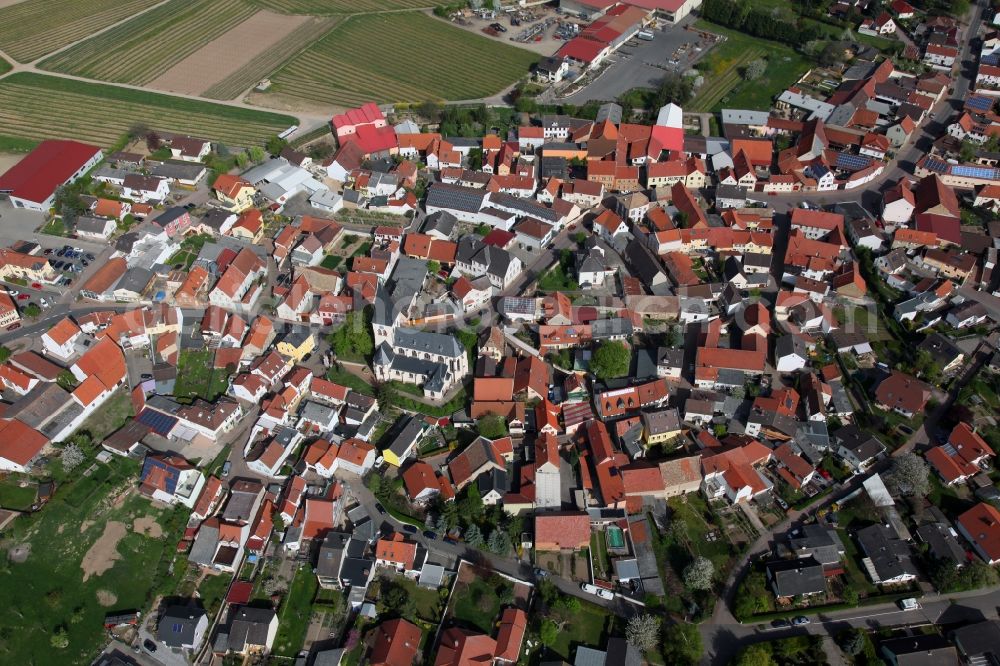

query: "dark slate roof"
xmin=422 ymin=210 xmax=457 ymax=237
xmin=426 ymin=183 xmax=488 ymax=213
xmin=158 ymin=606 xmax=206 ymax=648
xmin=766 ymin=556 xmax=826 ymax=597
xmin=856 ymin=523 xmax=918 ymax=583
xmin=394 ymin=327 xmax=464 ymax=358
xmin=226 ymin=606 xmax=276 ymax=652
xmin=387 ymin=416 xmax=425 ymax=458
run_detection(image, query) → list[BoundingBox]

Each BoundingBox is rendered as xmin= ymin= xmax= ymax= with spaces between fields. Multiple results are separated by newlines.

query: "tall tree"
xmin=591 ymin=341 xmax=630 ymax=379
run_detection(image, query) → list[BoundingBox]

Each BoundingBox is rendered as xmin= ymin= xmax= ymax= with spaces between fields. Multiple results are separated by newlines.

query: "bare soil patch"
xmin=0 ymin=153 xmax=23 ymax=173
xmin=133 ymin=515 xmax=163 ymax=538
xmin=81 ymin=521 xmax=126 ymax=582
xmin=96 ymin=589 xmax=118 ymax=607
xmin=79 ymin=519 xmax=94 ymax=534
xmin=149 ymin=10 xmax=309 ymax=96
xmin=8 ymin=543 xmax=29 ymax=563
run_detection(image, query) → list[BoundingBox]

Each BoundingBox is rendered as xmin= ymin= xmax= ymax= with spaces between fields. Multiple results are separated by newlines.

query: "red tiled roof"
xmin=958 ymin=502 xmax=1000 ymax=562
xmin=0 ymin=418 xmax=49 ymax=467
xmin=534 ymin=512 xmax=590 ymax=550
xmin=0 ymin=140 xmax=100 ymax=205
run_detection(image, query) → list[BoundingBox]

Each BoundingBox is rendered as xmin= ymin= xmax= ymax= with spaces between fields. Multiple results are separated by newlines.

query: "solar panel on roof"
xmin=923 ymin=157 xmax=948 ymax=173
xmin=137 ymin=408 xmax=178 ymax=436
xmin=836 ymin=153 xmax=872 ymax=171
xmin=966 ymin=96 xmax=993 ymax=112
xmin=951 ymin=164 xmax=1000 ymax=179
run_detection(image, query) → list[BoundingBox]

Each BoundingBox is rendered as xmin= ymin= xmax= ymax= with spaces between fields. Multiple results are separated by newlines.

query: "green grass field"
xmin=77 ymin=389 xmax=134 ymax=442
xmin=691 ymin=21 xmax=810 ymax=112
xmin=39 ymin=0 xmax=258 ymax=85
xmin=268 ymin=12 xmax=538 ymax=106
xmin=0 ymin=478 xmax=37 ymax=511
xmin=0 ymin=73 xmax=297 ymax=148
xmin=0 ymin=0 xmax=162 ymax=63
xmin=173 ymin=349 xmax=232 ymax=402
xmin=272 ymin=565 xmax=318 ymax=657
xmin=0 ymin=55 xmax=11 ymax=76
xmin=549 ymin=600 xmax=611 ymax=661
xmin=0 ymin=456 xmax=188 ymax=664
xmin=202 ymin=16 xmax=339 ymax=100
xmin=251 ymin=0 xmax=433 ymax=14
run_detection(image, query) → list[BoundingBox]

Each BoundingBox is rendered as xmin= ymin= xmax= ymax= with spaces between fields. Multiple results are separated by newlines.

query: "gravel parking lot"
xmin=560 ymin=23 xmax=711 ymax=105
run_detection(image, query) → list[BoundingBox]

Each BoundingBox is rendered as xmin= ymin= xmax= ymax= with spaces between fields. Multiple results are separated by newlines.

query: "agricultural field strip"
xmin=269 ymin=12 xmax=538 ymax=105
xmin=201 ymin=16 xmax=340 ymax=100
xmin=0 ymin=74 xmax=295 ymax=147
xmin=250 ymin=0 xmax=432 ymax=15
xmin=0 ymin=0 xmax=161 ymax=63
xmin=38 ymin=0 xmax=257 ymax=86
xmin=689 ymin=47 xmax=767 ymax=112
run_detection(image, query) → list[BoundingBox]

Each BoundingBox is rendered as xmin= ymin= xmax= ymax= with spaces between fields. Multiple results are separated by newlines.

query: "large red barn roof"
xmin=0 ymin=139 xmax=101 ymax=205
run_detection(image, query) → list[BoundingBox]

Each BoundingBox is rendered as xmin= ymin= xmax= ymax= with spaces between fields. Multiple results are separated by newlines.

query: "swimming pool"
xmin=607 ymin=525 xmax=625 ymax=549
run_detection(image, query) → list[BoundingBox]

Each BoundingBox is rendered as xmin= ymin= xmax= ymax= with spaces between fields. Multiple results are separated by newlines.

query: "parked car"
xmin=56 ymin=249 xmax=66 ymax=257
xmin=403 ymin=524 xmax=418 ymax=534
xmin=7 ymin=290 xmax=18 ymax=296
xmin=39 ymin=298 xmax=48 ymax=308
xmin=443 ymin=537 xmax=458 ymax=545
xmin=533 ymin=567 xmax=549 ymax=578
xmin=43 ymin=248 xmax=53 ymax=255
xmin=6 ymin=323 xmax=20 ymax=331
xmin=140 ymin=373 xmax=153 ymax=380
xmin=771 ymin=619 xmax=790 ymax=628
xmin=791 ymin=616 xmax=810 ymax=626
xmin=422 ymin=530 xmax=438 ymax=540
xmin=595 ymin=588 xmax=614 ymax=600
xmin=580 ymin=583 xmax=599 ymax=595
xmin=85 ymin=253 xmax=95 ymax=261
xmin=30 ymin=282 xmax=41 ymax=289
xmin=52 ymin=260 xmax=64 ymax=269
xmin=898 ymin=598 xmax=919 ymax=611
xmin=374 ymin=502 xmax=386 ymax=515
xmin=221 ymin=461 xmax=232 ymax=477
xmin=143 ymin=639 xmax=157 ymax=652
xmin=16 ymin=294 xmax=30 ymax=301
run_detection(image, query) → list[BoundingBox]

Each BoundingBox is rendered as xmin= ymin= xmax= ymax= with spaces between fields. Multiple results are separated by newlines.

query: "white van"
xmin=898 ymin=598 xmax=919 ymax=611
xmin=580 ymin=583 xmax=599 ymax=595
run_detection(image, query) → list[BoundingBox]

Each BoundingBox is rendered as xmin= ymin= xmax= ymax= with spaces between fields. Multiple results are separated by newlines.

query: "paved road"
xmin=706 ymin=585 xmax=1000 ymax=664
xmin=344 ymin=472 xmax=643 ymax=617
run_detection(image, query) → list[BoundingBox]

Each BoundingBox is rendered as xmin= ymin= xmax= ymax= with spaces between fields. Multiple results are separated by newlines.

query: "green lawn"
xmin=538 ymin=262 xmax=579 ymax=292
xmin=692 ymin=20 xmax=810 ymax=112
xmin=591 ymin=531 xmax=610 ymax=580
xmin=325 ymin=365 xmax=375 ymax=396
xmin=0 ymin=72 xmax=297 ymax=149
xmin=320 ymin=254 xmax=342 ymax=270
xmin=272 ymin=565 xmax=318 ymax=657
xmin=77 ymin=389 xmax=134 ymax=442
xmin=0 ymin=455 xmax=188 ymax=664
xmin=173 ymin=350 xmax=232 ymax=402
xmin=451 ymin=577 xmax=510 ymax=634
xmin=40 ymin=217 xmax=68 ymax=237
xmin=267 ymin=11 xmax=539 ymax=106
xmin=548 ymin=600 xmax=611 ymax=661
xmin=197 ymin=571 xmax=233 ymax=618
xmin=0 ymin=478 xmax=37 ymax=510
